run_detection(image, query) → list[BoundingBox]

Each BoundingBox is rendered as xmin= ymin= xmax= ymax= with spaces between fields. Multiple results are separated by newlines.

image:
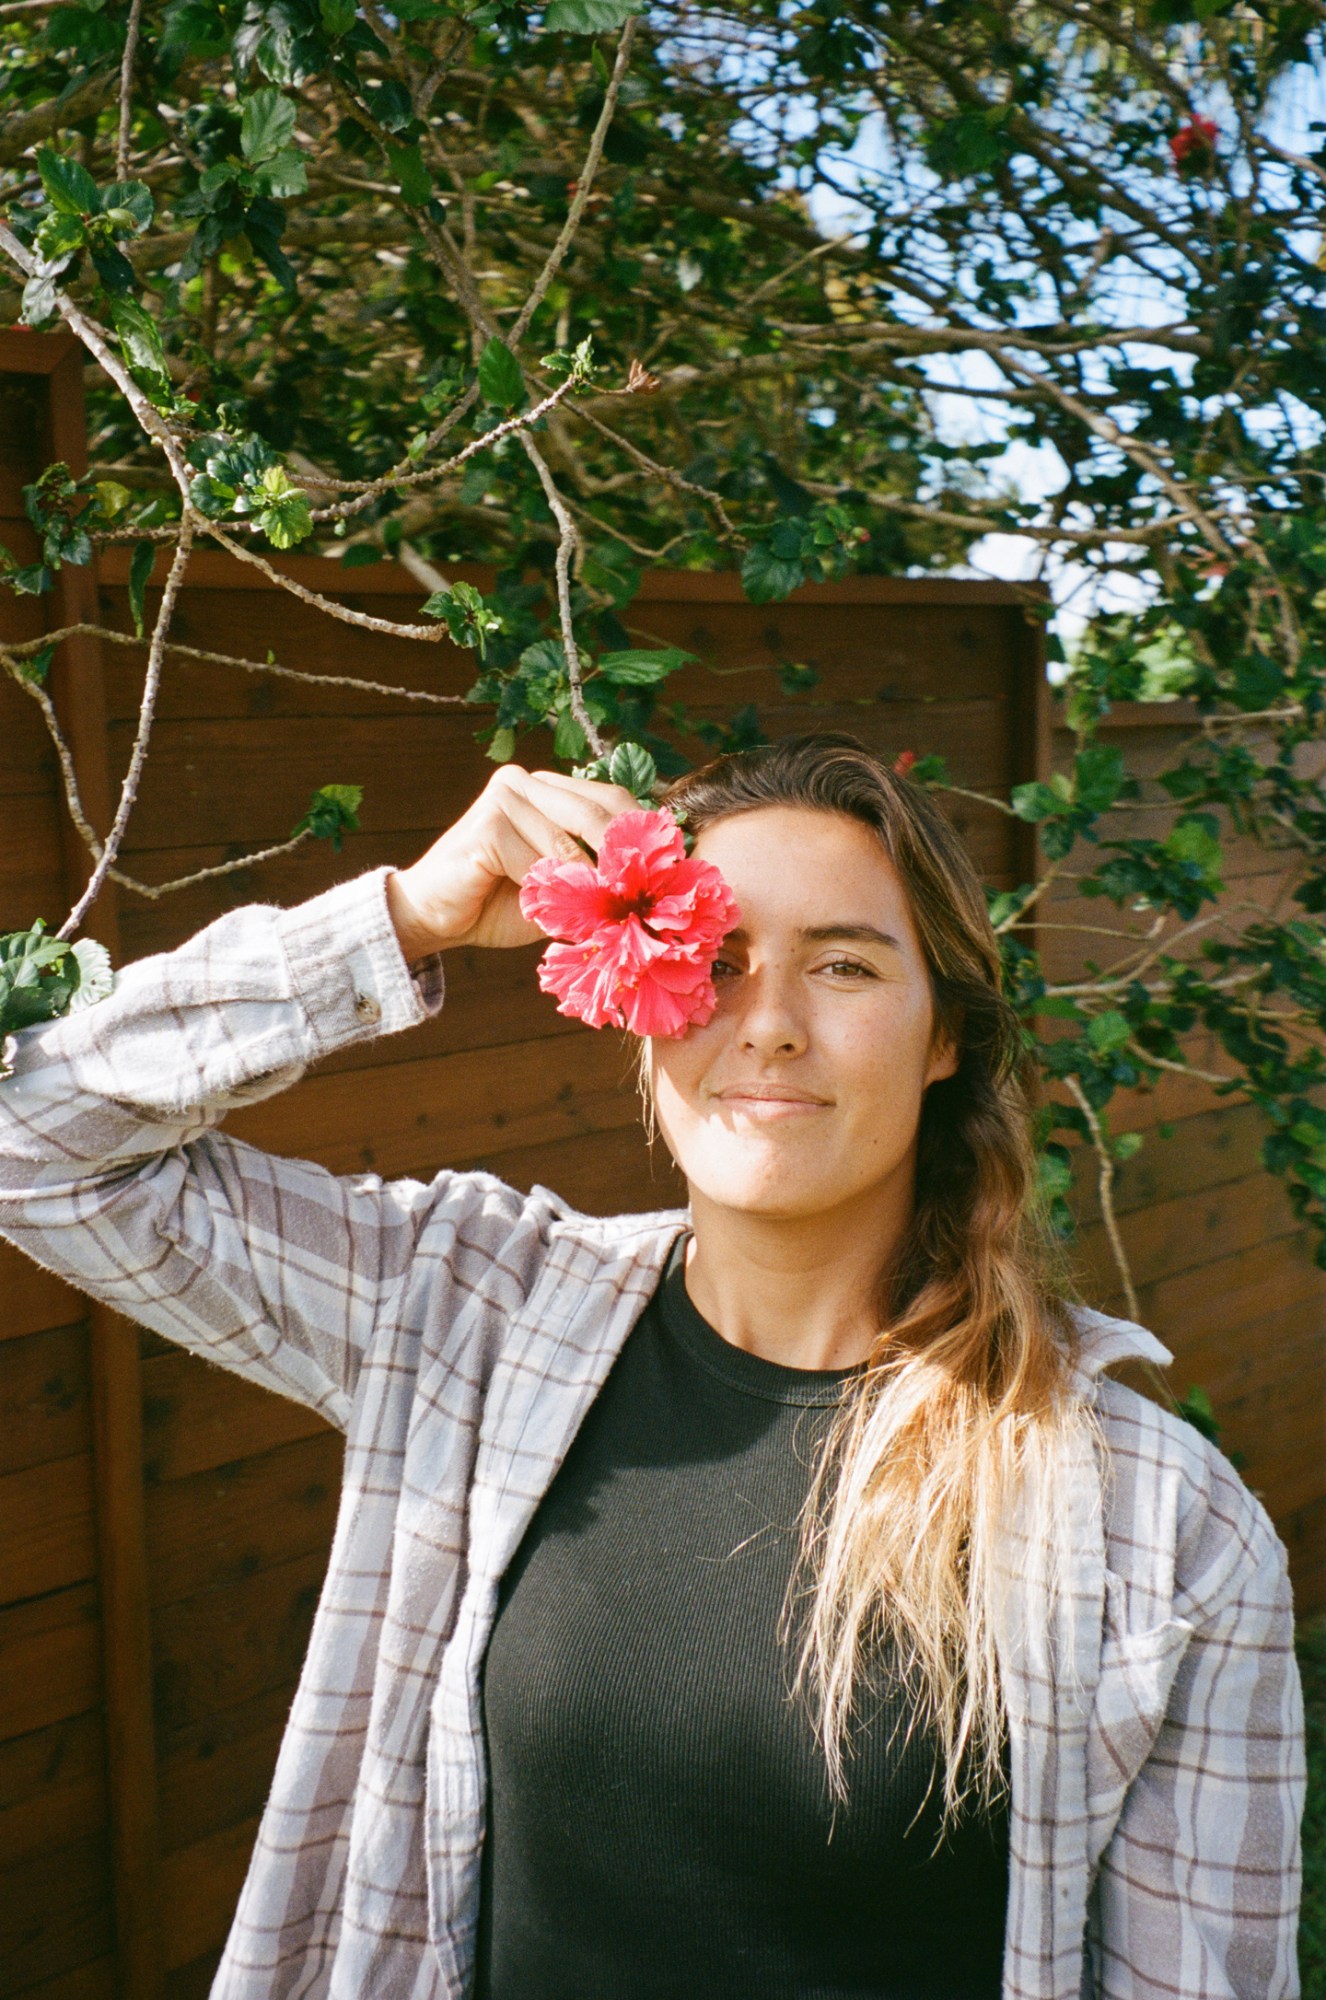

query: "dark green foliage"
xmin=4 ymin=0 xmax=1326 ymax=1289
xmin=291 ymin=783 xmax=363 ymax=851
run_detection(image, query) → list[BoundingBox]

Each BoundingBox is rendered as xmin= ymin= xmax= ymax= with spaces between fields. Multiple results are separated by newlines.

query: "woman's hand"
xmin=385 ymin=765 xmax=640 ymax=963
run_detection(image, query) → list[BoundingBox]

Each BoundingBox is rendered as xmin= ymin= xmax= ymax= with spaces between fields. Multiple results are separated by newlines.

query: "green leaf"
xmin=35 ymin=210 xmax=86 ymax=261
xmin=1165 ymin=815 xmax=1222 ymax=869
xmin=257 ymin=489 xmax=313 ymax=548
xmin=607 ymin=739 xmax=657 ymax=799
xmin=88 ymin=241 xmax=138 ymax=295
xmin=1036 ymin=1148 xmax=1074 ymax=1199
xmin=1087 ymin=1010 xmax=1132 ymax=1053
xmin=553 ymin=707 xmax=588 ymax=759
xmin=421 ymin=579 xmax=504 ymax=657
xmin=1010 ymin=781 xmax=1065 ymax=824
xmin=1176 ymin=1385 xmax=1221 ymax=1445
xmin=1112 ymin=1131 xmax=1144 ymax=1163
xmin=1073 ymin=743 xmax=1126 ymax=814
xmin=128 ymin=539 xmax=155 ymax=637
xmin=595 ymin=647 xmax=692 ymax=685
xmin=292 ymin=783 xmax=362 ymax=851
xmin=253 ymin=146 xmax=307 ymax=199
xmin=388 ymin=143 xmax=432 ymax=207
xmin=68 ymin=938 xmax=114 ymax=1012
xmin=478 ymin=337 xmax=524 ymax=408
xmin=0 ymin=923 xmax=80 ymax=1037
xmin=36 ymin=148 xmax=99 ymax=217
xmin=109 ymin=296 xmax=172 ymax=403
xmin=99 ymin=180 xmax=154 ymax=233
xmin=21 ymin=270 xmax=62 ymax=329
xmin=544 ymin=0 xmax=642 ymax=28
xmin=740 ymin=538 xmax=804 ymax=605
xmin=93 ymin=480 xmax=133 ymax=519
xmin=241 ymin=88 xmax=298 ymax=164
xmin=319 ymin=0 xmax=356 ymax=32
xmin=487 ymin=726 xmax=517 ymax=763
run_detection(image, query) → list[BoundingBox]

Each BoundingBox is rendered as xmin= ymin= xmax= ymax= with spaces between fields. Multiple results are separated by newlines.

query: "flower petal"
xmin=519 ymin=855 xmax=614 ymax=941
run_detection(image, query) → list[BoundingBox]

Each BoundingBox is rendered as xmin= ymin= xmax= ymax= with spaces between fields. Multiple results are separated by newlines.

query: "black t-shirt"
xmin=475 ymin=1234 xmax=1009 ymax=1999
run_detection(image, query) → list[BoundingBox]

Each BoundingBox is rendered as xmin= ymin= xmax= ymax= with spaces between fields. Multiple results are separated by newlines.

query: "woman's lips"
xmin=711 ymin=1087 xmax=830 ymax=1120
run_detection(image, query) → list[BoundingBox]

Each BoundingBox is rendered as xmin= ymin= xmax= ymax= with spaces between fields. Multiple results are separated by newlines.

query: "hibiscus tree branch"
xmin=116 ymin=0 xmax=144 ymax=181
xmin=1 ymin=623 xmax=471 ymax=704
xmin=2 ymin=656 xmax=323 ymax=901
xmin=520 ymin=431 xmax=606 ymax=760
xmin=58 ymin=513 xmax=194 ymax=939
xmin=508 ymin=14 xmax=639 ymax=347
xmin=1065 ymin=1074 xmax=1140 ymax=1324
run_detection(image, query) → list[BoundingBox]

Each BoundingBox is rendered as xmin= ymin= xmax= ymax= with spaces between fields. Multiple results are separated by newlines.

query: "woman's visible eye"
xmin=818 ymin=958 xmax=877 ymax=980
xmin=711 ymin=956 xmax=742 ymax=980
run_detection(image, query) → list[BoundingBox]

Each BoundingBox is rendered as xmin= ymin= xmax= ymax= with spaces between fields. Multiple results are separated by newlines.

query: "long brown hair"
xmin=658 ymin=732 xmax=1087 ymax=1818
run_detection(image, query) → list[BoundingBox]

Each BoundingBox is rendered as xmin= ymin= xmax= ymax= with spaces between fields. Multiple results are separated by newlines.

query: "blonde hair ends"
xmin=657 ymin=734 xmax=1088 ymax=1821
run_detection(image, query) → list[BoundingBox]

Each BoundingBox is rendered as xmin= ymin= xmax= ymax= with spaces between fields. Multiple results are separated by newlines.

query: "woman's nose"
xmin=733 ymin=966 xmax=807 ymax=1058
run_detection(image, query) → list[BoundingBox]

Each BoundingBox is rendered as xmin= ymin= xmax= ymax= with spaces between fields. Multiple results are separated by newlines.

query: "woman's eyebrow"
xmin=724 ymin=923 xmax=903 ymax=951
xmin=800 ymin=923 xmax=904 ymax=951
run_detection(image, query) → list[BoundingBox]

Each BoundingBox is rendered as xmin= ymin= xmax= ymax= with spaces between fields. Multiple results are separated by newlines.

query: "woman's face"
xmin=649 ymin=805 xmax=957 ymax=1225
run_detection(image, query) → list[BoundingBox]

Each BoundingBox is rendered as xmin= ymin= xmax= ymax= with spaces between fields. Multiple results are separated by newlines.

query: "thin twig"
xmin=509 ymin=15 xmax=639 ymax=346
xmin=1066 ymin=1073 xmax=1140 ymax=1323
xmin=2 ymin=622 xmax=471 ymax=702
xmin=58 ymin=515 xmax=194 ymax=938
xmin=5 ymin=655 xmax=325 ymax=900
xmin=109 ymin=832 xmax=318 ymax=900
xmin=312 ymin=368 xmax=585 ymax=522
xmin=116 ymin=0 xmax=144 ymax=182
xmin=519 ymin=432 xmax=605 ymax=758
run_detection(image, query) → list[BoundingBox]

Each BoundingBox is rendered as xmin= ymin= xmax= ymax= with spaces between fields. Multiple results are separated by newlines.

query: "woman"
xmin=0 ymin=733 xmax=1305 ymax=2000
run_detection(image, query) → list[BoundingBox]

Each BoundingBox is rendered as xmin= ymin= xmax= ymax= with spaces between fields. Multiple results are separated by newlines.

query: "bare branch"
xmin=59 ymin=514 xmax=195 ymax=938
xmin=3 ymin=622 xmax=471 ymax=703
xmin=1065 ymin=1074 xmax=1140 ymax=1323
xmin=509 ymin=15 xmax=639 ymax=346
xmin=116 ymin=0 xmax=144 ymax=182
xmin=0 ymin=69 xmax=117 ymax=167
xmin=520 ymin=432 xmax=605 ymax=759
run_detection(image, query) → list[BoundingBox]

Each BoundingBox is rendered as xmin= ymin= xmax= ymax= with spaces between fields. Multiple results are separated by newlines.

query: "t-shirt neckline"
xmin=653 ymin=1231 xmax=862 ymax=1408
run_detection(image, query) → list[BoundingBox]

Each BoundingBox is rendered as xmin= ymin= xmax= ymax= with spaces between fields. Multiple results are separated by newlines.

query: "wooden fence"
xmin=1 ymin=328 xmax=1321 ymax=1998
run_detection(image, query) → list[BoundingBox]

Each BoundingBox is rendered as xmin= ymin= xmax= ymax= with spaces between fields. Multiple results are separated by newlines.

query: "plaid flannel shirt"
xmin=0 ymin=867 xmax=1305 ymax=2000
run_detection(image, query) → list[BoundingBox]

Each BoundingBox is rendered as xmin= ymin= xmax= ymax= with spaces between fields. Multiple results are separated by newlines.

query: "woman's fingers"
xmin=514 ymin=767 xmax=640 ymax=852
xmin=491 ymin=779 xmax=590 ymax=873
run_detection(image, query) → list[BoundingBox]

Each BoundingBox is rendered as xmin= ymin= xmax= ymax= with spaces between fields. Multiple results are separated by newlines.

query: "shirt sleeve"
xmin=0 ymin=867 xmax=462 ymax=1428
xmin=1091 ymin=1451 xmax=1306 ymax=1998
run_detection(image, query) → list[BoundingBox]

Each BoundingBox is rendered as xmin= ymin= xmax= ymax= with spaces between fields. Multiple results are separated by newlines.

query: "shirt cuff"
xmin=274 ymin=866 xmax=446 ymax=1060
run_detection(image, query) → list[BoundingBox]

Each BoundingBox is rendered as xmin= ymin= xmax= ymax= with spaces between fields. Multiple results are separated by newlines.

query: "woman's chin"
xmin=688 ymin=1166 xmax=843 ymax=1221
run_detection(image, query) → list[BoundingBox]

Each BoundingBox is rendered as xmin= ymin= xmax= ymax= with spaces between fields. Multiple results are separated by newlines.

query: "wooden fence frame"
xmin=2 ymin=330 xmax=163 ymax=1996
xmin=3 ymin=329 xmax=1056 ymax=1998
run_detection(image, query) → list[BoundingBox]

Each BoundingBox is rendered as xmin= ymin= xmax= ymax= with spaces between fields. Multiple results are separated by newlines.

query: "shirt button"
xmin=354 ymin=991 xmax=382 ymax=1025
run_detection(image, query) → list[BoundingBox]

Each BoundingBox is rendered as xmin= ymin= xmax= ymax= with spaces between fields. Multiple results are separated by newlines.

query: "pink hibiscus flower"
xmin=518 ymin=807 xmax=740 ymax=1038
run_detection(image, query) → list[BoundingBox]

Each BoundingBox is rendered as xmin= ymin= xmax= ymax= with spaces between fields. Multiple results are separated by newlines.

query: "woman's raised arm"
xmin=0 ymin=767 xmax=636 ymax=1425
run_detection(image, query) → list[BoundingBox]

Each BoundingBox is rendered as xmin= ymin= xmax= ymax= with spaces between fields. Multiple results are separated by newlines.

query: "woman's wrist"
xmin=385 ymin=868 xmax=447 ymax=968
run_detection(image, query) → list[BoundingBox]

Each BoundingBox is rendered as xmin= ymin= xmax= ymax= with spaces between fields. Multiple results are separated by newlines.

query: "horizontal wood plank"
xmin=0 ymin=1243 xmax=84 ymax=1345
xmin=157 ymin=1813 xmax=259 ymax=1973
xmin=0 ymin=1585 xmax=101 ymax=1741
xmin=163 ymin=1951 xmax=226 ymax=2000
xmin=0 ymin=1831 xmax=113 ymax=1994
xmin=0 ymin=1325 xmax=92 ymax=1478
xmin=224 ymin=1022 xmax=649 ymax=1179
xmin=151 ymin=1550 xmax=328 ymax=1734
xmin=156 ymin=1684 xmax=292 ymax=1855
xmin=141 ymin=1350 xmax=332 ymax=1486
xmin=0 ymin=1454 xmax=96 ymax=1606
xmin=0 ymin=1709 xmax=107 ymax=1871
xmin=145 ymin=1431 xmax=343 ymax=1611
xmin=12 ymin=1957 xmax=118 ymax=2000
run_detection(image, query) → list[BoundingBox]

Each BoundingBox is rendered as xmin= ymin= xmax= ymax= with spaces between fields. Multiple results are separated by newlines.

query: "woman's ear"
xmin=926 ymin=1010 xmax=962 ymax=1087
